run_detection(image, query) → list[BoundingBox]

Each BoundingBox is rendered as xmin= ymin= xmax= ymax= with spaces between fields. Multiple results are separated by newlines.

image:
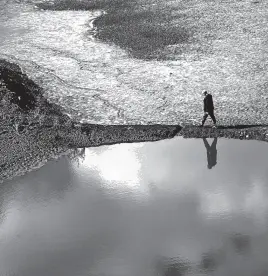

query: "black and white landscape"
xmin=0 ymin=0 xmax=268 ymax=275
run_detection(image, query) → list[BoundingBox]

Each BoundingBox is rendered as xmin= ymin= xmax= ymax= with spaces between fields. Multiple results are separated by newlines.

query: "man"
xmin=201 ymin=91 xmax=217 ymax=127
xmin=203 ymin=137 xmax=217 ymax=169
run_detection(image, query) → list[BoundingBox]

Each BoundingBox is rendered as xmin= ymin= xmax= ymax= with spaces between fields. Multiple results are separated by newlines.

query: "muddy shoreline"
xmin=1 ymin=59 xmax=268 ymax=182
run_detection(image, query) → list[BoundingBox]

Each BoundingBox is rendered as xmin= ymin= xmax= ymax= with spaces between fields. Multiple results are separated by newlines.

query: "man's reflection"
xmin=203 ymin=137 xmax=217 ymax=169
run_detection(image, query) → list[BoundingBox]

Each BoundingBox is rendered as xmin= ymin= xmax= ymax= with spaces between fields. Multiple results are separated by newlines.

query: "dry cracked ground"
xmin=36 ymin=0 xmax=268 ymax=125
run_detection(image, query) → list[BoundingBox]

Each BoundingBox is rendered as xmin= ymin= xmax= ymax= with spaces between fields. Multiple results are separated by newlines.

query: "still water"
xmin=1 ymin=137 xmax=268 ymax=276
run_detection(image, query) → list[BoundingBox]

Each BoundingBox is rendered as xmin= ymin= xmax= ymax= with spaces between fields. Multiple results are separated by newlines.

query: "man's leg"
xmin=211 ymin=137 xmax=217 ymax=150
xmin=203 ymin=138 xmax=210 ymax=150
xmin=209 ymin=111 xmax=216 ymax=124
xmin=202 ymin=113 xmax=208 ymax=126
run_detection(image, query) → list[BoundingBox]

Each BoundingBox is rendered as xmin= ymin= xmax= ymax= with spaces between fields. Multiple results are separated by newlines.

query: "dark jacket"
xmin=204 ymin=94 xmax=214 ymax=112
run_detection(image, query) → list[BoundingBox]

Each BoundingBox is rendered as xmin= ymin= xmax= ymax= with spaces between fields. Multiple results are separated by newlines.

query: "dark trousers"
xmin=202 ymin=110 xmax=216 ymax=125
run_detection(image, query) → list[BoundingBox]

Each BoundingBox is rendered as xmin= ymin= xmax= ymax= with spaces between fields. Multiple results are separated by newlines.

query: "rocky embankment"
xmin=0 ymin=59 xmax=180 ymax=182
xmin=1 ymin=59 xmax=268 ymax=182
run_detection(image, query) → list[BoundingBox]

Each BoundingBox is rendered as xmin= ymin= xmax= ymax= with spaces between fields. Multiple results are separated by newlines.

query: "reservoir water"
xmin=1 ymin=137 xmax=268 ymax=276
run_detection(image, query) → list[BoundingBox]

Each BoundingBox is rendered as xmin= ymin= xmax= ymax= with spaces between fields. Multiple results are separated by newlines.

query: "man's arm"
xmin=203 ymin=98 xmax=208 ymax=112
xmin=209 ymin=94 xmax=214 ymax=110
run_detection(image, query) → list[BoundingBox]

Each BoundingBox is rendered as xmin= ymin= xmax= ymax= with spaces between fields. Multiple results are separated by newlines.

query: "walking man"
xmin=201 ymin=91 xmax=217 ymax=127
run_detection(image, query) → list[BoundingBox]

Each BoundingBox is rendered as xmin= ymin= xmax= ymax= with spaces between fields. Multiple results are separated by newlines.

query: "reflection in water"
xmin=231 ymin=233 xmax=251 ymax=254
xmin=1 ymin=137 xmax=268 ymax=276
xmin=155 ymin=257 xmax=190 ymax=276
xmin=203 ymin=138 xmax=217 ymax=169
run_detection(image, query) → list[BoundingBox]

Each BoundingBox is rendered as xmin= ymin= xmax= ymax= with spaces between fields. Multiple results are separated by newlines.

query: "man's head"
xmin=207 ymin=162 xmax=217 ymax=169
xmin=203 ymin=90 xmax=208 ymax=96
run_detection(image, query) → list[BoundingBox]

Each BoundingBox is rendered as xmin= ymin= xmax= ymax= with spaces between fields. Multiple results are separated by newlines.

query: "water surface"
xmin=1 ymin=137 xmax=268 ymax=275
